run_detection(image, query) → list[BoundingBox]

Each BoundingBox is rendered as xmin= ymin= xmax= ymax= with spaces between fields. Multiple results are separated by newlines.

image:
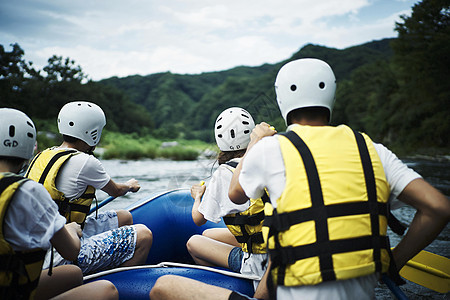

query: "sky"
xmin=0 ymin=0 xmax=417 ymax=81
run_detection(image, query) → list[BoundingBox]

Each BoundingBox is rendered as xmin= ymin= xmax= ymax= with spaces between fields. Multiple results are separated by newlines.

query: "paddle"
xmin=400 ymin=250 xmax=450 ymax=293
xmin=382 ymin=274 xmax=409 ymax=300
xmin=88 ymin=196 xmax=116 ymax=215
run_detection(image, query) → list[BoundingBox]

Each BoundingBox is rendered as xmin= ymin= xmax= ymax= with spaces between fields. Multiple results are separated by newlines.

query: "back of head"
xmin=0 ymin=108 xmax=36 ymax=160
xmin=214 ymin=107 xmax=255 ymax=151
xmin=58 ymin=101 xmax=106 ymax=147
xmin=275 ymin=58 xmax=336 ymax=125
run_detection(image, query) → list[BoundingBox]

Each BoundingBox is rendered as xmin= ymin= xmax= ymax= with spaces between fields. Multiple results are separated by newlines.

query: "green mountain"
xmin=99 ymin=38 xmax=395 ymax=142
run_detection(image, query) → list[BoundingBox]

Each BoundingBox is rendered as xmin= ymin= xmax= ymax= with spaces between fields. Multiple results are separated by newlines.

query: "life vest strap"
xmin=0 ymin=176 xmax=25 ymax=196
xmin=269 ymin=235 xmax=389 ymax=266
xmin=265 ymin=201 xmax=388 ymax=233
xmin=24 ymin=151 xmax=42 ymax=178
xmin=66 ymin=202 xmax=91 ymax=214
xmin=234 ymin=232 xmax=264 ymax=245
xmin=223 ymin=210 xmax=265 ymax=226
xmin=37 ymin=150 xmax=77 ymax=184
xmin=224 ymin=161 xmax=239 ymax=168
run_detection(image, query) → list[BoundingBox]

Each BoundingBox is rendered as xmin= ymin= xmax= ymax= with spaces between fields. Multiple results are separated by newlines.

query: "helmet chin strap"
xmin=86 ymin=146 xmax=96 ymax=156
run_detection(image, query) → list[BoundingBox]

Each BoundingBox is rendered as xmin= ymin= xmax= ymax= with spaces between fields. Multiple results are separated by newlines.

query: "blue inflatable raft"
xmin=84 ymin=189 xmax=255 ymax=299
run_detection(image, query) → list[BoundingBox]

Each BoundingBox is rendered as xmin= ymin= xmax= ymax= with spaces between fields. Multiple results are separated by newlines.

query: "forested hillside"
xmin=1 ymin=0 xmax=448 ymax=154
xmin=99 ymin=38 xmax=395 ymax=143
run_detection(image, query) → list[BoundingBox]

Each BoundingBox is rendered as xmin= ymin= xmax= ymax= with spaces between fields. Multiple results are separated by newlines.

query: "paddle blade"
xmin=400 ymin=250 xmax=450 ymax=293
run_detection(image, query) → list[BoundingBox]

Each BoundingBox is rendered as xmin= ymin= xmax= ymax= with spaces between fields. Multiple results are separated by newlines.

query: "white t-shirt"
xmin=198 ymin=158 xmax=250 ymax=223
xmin=4 ymin=179 xmax=66 ymax=251
xmin=198 ymin=158 xmax=267 ymax=281
xmin=55 ymin=148 xmax=111 ymax=199
xmin=239 ymin=124 xmax=422 ymax=299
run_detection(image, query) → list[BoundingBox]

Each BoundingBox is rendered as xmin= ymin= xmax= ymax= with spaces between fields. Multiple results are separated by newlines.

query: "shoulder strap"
xmin=37 ymin=150 xmax=77 ymax=184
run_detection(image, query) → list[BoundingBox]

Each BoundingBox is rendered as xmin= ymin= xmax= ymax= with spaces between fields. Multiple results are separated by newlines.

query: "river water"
xmin=96 ymin=157 xmax=449 ymax=299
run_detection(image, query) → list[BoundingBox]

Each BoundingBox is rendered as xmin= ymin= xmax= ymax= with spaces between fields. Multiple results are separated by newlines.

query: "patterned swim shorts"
xmin=77 ymin=225 xmax=137 ymax=275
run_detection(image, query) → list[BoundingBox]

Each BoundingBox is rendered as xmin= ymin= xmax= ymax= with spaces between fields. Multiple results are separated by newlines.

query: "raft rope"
xmin=83 ymin=262 xmax=261 ymax=281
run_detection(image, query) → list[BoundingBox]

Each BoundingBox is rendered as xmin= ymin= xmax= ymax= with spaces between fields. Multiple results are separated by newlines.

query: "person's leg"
xmin=77 ymin=224 xmax=151 ymax=274
xmin=121 ymin=224 xmax=153 ymax=267
xmin=35 ymin=265 xmax=83 ymax=300
xmin=149 ymin=275 xmax=233 ymax=300
xmin=202 ymin=228 xmax=240 ymax=247
xmin=51 ymin=280 xmax=118 ymax=300
xmin=186 ymin=235 xmax=235 ymax=268
xmin=115 ymin=209 xmax=133 ymax=227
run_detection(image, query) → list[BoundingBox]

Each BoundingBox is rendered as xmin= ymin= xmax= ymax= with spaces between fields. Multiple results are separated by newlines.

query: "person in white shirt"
xmin=0 ymin=108 xmax=118 ymax=300
xmin=26 ymin=101 xmax=152 ymax=275
xmin=228 ymin=58 xmax=450 ymax=299
xmin=188 ymin=108 xmax=267 ymax=289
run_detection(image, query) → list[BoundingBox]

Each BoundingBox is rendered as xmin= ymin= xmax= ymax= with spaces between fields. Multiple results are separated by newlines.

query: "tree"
xmin=0 ymin=43 xmax=41 ymax=109
xmin=43 ymin=55 xmax=87 ymax=83
xmin=390 ymin=0 xmax=450 ymax=148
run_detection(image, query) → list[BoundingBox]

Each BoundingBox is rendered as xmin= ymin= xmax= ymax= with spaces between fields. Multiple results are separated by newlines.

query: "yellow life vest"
xmin=25 ymin=148 xmax=96 ymax=226
xmin=222 ymin=161 xmax=269 ymax=254
xmin=0 ymin=173 xmax=46 ymax=300
xmin=265 ymin=125 xmax=391 ymax=287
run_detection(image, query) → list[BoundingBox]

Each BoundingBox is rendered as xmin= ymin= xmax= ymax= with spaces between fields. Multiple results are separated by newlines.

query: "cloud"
xmin=0 ymin=0 xmax=415 ymax=80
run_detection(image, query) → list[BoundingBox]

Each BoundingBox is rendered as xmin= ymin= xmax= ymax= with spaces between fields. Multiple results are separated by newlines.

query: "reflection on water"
xmin=97 ymin=157 xmax=449 ymax=299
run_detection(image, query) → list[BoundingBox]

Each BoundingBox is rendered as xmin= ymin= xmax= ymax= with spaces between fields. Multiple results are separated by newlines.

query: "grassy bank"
xmin=98 ymin=131 xmax=215 ymax=160
xmin=36 ymin=130 xmax=217 ymax=161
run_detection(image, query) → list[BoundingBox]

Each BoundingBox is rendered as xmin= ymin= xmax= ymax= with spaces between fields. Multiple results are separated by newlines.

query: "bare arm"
xmin=392 ymin=178 xmax=450 ymax=269
xmin=101 ymin=178 xmax=140 ymax=198
xmin=229 ymin=122 xmax=276 ymax=204
xmin=191 ymin=183 xmax=207 ymax=226
xmin=50 ymin=222 xmax=82 ymax=261
xmin=253 ymin=259 xmax=271 ymax=300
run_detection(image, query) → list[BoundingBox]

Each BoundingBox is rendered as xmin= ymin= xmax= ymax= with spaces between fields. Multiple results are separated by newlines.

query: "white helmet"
xmin=275 ymin=58 xmax=336 ymax=124
xmin=58 ymin=101 xmax=106 ymax=147
xmin=0 ymin=108 xmax=36 ymax=160
xmin=214 ymin=107 xmax=255 ymax=151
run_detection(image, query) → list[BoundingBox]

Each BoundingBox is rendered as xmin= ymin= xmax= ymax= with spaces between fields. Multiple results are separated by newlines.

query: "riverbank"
xmin=36 ymin=130 xmax=217 ymax=161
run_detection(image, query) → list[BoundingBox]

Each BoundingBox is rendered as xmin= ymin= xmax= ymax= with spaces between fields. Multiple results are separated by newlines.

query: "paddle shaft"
xmin=382 ymin=274 xmax=409 ymax=300
xmin=88 ymin=196 xmax=115 ymax=215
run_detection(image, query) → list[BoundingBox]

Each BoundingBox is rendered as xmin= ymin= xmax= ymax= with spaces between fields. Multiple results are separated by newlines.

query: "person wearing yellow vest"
xmin=0 ymin=108 xmax=118 ymax=300
xmin=228 ymin=58 xmax=450 ymax=299
xmin=188 ymin=107 xmax=270 ymax=291
xmin=26 ymin=101 xmax=152 ymax=275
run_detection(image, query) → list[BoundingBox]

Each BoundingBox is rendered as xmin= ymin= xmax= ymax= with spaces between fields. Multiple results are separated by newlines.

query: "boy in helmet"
xmin=0 ymin=108 xmax=118 ymax=299
xmin=26 ymin=101 xmax=152 ymax=275
xmin=228 ymin=58 xmax=450 ymax=299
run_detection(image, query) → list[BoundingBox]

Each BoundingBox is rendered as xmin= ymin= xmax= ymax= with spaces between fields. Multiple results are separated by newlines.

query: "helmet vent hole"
xmin=69 ymin=121 xmax=74 ymax=127
xmin=244 ymin=130 xmax=250 ymax=134
xmin=217 ymin=125 xmax=222 ymax=130
xmin=9 ymin=126 xmax=15 ymax=137
xmin=319 ymin=82 xmax=325 ymax=89
xmin=27 ymin=133 xmax=34 ymax=138
xmin=78 ymin=103 xmax=82 ymax=106
xmin=230 ymin=129 xmax=235 ymax=138
xmin=27 ymin=121 xmax=34 ymax=128
xmin=290 ymin=84 xmax=297 ymax=91
xmin=242 ymin=121 xmax=249 ymax=125
xmin=88 ymin=104 xmax=92 ymax=107
xmin=91 ymin=130 xmax=98 ymax=141
xmin=218 ymin=134 xmax=222 ymax=138
xmin=217 ymin=117 xmax=222 ymax=123
xmin=241 ymin=114 xmax=249 ymax=118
